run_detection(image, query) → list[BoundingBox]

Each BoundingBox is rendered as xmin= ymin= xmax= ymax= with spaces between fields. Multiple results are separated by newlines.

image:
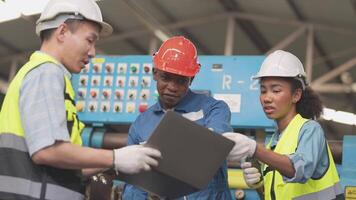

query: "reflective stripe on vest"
xmin=263 ymin=114 xmax=342 ymax=200
xmin=0 ymin=51 xmax=85 ymax=199
xmin=0 ymin=175 xmax=83 ymax=200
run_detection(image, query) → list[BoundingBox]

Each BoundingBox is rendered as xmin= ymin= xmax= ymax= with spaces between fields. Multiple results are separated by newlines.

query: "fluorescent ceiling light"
xmin=322 ymin=107 xmax=356 ymax=126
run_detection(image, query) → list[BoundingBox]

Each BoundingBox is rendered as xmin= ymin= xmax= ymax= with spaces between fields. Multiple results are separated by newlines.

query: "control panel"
xmin=72 ymin=55 xmax=274 ymax=128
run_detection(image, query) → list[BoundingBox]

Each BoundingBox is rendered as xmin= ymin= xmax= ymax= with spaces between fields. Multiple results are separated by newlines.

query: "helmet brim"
xmin=97 ymin=21 xmax=113 ymax=37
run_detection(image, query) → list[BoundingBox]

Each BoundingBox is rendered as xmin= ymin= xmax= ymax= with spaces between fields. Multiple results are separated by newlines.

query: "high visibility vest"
xmin=0 ymin=51 xmax=85 ymax=200
xmin=263 ymin=114 xmax=342 ymax=200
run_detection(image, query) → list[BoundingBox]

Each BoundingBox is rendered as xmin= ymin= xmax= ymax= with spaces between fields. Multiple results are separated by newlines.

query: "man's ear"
xmin=55 ymin=23 xmax=69 ymax=42
xmin=153 ymin=68 xmax=158 ymax=81
xmin=189 ymin=76 xmax=195 ymax=85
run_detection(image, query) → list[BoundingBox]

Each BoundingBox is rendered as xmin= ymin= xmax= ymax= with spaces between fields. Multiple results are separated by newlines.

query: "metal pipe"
xmin=102 ymin=132 xmax=128 ymax=149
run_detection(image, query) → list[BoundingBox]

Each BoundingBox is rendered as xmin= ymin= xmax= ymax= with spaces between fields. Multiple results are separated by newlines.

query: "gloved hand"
xmin=113 ymin=145 xmax=161 ymax=174
xmin=241 ymin=162 xmax=263 ymax=188
xmin=222 ymin=132 xmax=257 ymax=162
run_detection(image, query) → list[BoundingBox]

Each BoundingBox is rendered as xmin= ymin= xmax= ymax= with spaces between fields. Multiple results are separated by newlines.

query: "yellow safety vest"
xmin=0 ymin=51 xmax=85 ymax=200
xmin=263 ymin=114 xmax=342 ymax=200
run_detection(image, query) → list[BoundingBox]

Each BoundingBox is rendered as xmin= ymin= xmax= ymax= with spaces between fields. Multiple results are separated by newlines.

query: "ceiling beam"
xmin=314 ymin=46 xmax=356 ymax=66
xmin=311 ymin=56 xmax=356 ymax=86
xmin=267 ymin=25 xmax=307 ymax=55
xmin=287 ymin=0 xmax=335 ymax=73
xmin=122 ymin=0 xmax=171 ymax=42
xmin=312 ymin=83 xmax=356 ymax=93
xmin=218 ymin=0 xmax=270 ymax=53
xmin=305 ymin=25 xmax=314 ymax=83
xmin=102 ymin=14 xmax=146 ymax=54
xmin=224 ymin=17 xmax=235 ymax=55
xmin=2 ymin=12 xmax=356 ymax=62
xmin=149 ymin=0 xmax=212 ymax=54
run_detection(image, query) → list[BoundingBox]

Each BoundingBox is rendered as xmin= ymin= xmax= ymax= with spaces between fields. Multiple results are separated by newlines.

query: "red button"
xmin=144 ymin=66 xmax=150 ymax=73
xmin=90 ymin=91 xmax=97 ymax=98
xmin=115 ymin=91 xmax=121 ymax=99
xmin=139 ymin=104 xmax=148 ymax=113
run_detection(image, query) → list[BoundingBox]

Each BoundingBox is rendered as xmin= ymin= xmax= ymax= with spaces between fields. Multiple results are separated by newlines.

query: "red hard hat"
xmin=153 ymin=36 xmax=200 ymax=77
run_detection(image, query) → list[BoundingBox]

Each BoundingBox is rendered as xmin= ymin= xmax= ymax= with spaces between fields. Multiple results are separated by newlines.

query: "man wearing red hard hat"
xmin=122 ymin=36 xmax=234 ymax=199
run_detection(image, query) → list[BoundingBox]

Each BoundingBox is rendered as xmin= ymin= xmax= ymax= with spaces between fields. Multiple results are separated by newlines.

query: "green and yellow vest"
xmin=0 ymin=51 xmax=85 ymax=200
xmin=263 ymin=114 xmax=342 ymax=200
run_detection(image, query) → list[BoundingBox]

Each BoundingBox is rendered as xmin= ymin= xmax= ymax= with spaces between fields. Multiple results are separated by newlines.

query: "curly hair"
xmin=286 ymin=78 xmax=323 ymax=119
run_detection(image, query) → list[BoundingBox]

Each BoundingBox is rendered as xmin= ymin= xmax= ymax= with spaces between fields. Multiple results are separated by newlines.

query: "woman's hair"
xmin=286 ymin=77 xmax=323 ymax=119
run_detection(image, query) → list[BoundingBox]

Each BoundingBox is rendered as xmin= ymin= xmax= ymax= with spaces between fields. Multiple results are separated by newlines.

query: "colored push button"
xmin=127 ymin=104 xmax=135 ymax=113
xmin=119 ymin=66 xmax=125 ymax=73
xmin=90 ymin=91 xmax=97 ymax=98
xmin=118 ymin=79 xmax=124 ymax=87
xmin=102 ymin=91 xmax=109 ymax=99
xmin=89 ymin=104 xmax=95 ymax=112
xmin=130 ymin=66 xmax=137 ymax=73
xmin=139 ymin=104 xmax=148 ymax=113
xmin=92 ymin=79 xmax=98 ymax=85
xmin=114 ymin=105 xmax=121 ymax=112
xmin=142 ymin=79 xmax=148 ymax=87
xmin=105 ymin=79 xmax=111 ymax=86
xmin=80 ymin=78 xmax=86 ymax=86
xmin=105 ymin=65 xmax=112 ymax=73
xmin=78 ymin=91 xmax=84 ymax=98
xmin=115 ymin=91 xmax=122 ymax=99
xmin=102 ymin=105 xmax=108 ymax=112
xmin=130 ymin=79 xmax=136 ymax=87
xmin=93 ymin=65 xmax=99 ymax=73
xmin=141 ymin=93 xmax=147 ymax=100
xmin=76 ymin=103 xmax=84 ymax=112
xmin=144 ymin=66 xmax=150 ymax=73
xmin=129 ymin=93 xmax=135 ymax=100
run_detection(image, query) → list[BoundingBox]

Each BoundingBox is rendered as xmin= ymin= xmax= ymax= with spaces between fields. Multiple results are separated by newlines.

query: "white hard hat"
xmin=253 ymin=50 xmax=306 ymax=79
xmin=36 ymin=0 xmax=113 ymax=37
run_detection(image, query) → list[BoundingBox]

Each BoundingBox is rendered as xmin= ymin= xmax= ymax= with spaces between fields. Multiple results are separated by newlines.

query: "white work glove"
xmin=241 ymin=162 xmax=263 ymax=188
xmin=113 ymin=145 xmax=161 ymax=174
xmin=222 ymin=132 xmax=257 ymax=162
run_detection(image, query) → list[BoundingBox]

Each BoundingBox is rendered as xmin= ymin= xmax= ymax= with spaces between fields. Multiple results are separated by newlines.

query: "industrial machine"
xmin=72 ymin=55 xmax=355 ymax=200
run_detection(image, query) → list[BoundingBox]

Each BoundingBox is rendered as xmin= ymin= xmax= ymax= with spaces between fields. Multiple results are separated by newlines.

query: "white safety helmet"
xmin=253 ymin=50 xmax=307 ymax=89
xmin=36 ymin=0 xmax=113 ymax=37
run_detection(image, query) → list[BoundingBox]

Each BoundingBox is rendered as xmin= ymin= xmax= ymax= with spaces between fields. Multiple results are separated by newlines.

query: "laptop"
xmin=118 ymin=111 xmax=234 ymax=199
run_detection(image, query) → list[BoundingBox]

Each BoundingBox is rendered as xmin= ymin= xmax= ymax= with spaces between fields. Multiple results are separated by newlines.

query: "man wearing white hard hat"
xmin=0 ymin=0 xmax=161 ymax=199
xmin=223 ymin=50 xmax=343 ymax=200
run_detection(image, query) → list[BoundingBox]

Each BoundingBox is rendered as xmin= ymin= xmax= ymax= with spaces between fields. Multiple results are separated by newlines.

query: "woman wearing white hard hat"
xmin=223 ymin=50 xmax=343 ymax=200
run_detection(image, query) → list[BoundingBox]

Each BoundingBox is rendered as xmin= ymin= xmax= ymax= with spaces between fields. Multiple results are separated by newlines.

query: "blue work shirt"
xmin=269 ymin=120 xmax=329 ymax=183
xmin=123 ymin=89 xmax=233 ymax=200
